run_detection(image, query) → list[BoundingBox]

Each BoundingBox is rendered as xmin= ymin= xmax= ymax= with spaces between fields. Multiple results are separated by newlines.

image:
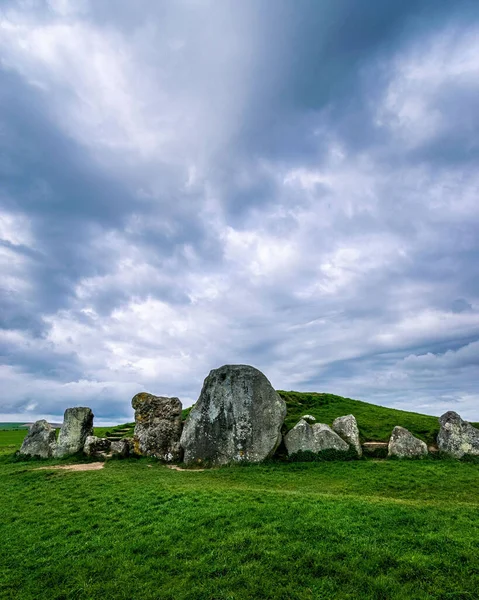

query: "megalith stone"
xmin=437 ymin=411 xmax=479 ymax=458
xmin=284 ymin=419 xmax=349 ymax=456
xmin=55 ymin=407 xmax=94 ymax=457
xmin=83 ymin=436 xmax=111 ymax=457
xmin=110 ymin=439 xmax=130 ymax=458
xmin=332 ymin=414 xmax=362 ymax=456
xmin=19 ymin=420 xmax=56 ymax=458
xmin=180 ymin=364 xmax=286 ymax=465
xmin=132 ymin=393 xmax=182 ymax=461
xmin=388 ymin=426 xmax=427 ymax=458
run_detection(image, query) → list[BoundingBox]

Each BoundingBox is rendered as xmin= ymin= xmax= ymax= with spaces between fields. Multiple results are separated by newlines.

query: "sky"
xmin=1 ymin=0 xmax=479 ymax=424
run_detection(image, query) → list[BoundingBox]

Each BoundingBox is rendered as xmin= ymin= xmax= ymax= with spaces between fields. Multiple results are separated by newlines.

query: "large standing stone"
xmin=19 ymin=420 xmax=56 ymax=458
xmin=284 ymin=419 xmax=349 ymax=456
xmin=332 ymin=414 xmax=362 ymax=457
xmin=437 ymin=411 xmax=479 ymax=458
xmin=132 ymin=393 xmax=182 ymax=462
xmin=180 ymin=364 xmax=286 ymax=465
xmin=55 ymin=407 xmax=94 ymax=457
xmin=83 ymin=436 xmax=111 ymax=457
xmin=388 ymin=426 xmax=427 ymax=458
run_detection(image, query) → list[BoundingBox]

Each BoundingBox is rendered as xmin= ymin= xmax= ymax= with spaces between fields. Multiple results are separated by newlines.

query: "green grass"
xmin=1 ymin=444 xmax=479 ymax=599
xmin=3 ymin=397 xmax=479 ymax=598
xmin=280 ymin=391 xmax=447 ymax=446
xmin=0 ymin=423 xmax=29 ymax=431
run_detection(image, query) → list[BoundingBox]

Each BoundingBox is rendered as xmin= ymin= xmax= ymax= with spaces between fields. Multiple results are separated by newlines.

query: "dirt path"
xmin=167 ymin=465 xmax=205 ymax=472
xmin=35 ymin=462 xmax=105 ymax=472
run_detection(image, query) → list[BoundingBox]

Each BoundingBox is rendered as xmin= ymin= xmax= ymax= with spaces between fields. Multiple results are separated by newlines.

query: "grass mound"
xmin=280 ymin=391 xmax=447 ymax=446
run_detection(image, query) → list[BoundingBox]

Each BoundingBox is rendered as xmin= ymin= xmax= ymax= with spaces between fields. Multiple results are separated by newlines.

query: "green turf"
xmin=1 ymin=446 xmax=479 ymax=600
xmin=0 ymin=422 xmax=29 ymax=430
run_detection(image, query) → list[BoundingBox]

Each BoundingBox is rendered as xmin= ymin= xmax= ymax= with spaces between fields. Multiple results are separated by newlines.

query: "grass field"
xmin=2 ymin=425 xmax=479 ymax=599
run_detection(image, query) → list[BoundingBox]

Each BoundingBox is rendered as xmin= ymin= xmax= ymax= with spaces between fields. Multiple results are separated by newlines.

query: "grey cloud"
xmin=0 ymin=0 xmax=478 ymax=422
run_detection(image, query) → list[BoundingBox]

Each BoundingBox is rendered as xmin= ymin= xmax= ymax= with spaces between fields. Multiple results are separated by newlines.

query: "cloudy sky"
xmin=1 ymin=0 xmax=478 ymax=424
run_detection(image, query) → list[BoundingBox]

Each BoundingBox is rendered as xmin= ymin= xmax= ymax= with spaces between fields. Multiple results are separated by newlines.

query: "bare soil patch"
xmin=35 ymin=462 xmax=105 ymax=472
xmin=167 ymin=465 xmax=205 ymax=472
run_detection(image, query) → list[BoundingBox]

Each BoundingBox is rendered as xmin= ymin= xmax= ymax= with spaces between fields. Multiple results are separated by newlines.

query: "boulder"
xmin=388 ymin=426 xmax=427 ymax=458
xmin=83 ymin=436 xmax=111 ymax=457
xmin=132 ymin=393 xmax=183 ymax=461
xmin=332 ymin=414 xmax=362 ymax=456
xmin=19 ymin=420 xmax=56 ymax=458
xmin=110 ymin=439 xmax=130 ymax=458
xmin=55 ymin=407 xmax=94 ymax=457
xmin=437 ymin=411 xmax=479 ymax=458
xmin=284 ymin=419 xmax=349 ymax=456
xmin=180 ymin=364 xmax=286 ymax=465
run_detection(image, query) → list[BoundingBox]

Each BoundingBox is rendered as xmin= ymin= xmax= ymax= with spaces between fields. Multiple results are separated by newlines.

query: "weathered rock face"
xmin=284 ymin=419 xmax=349 ymax=456
xmin=437 ymin=411 xmax=479 ymax=458
xmin=110 ymin=439 xmax=130 ymax=458
xmin=180 ymin=364 xmax=286 ymax=465
xmin=19 ymin=420 xmax=56 ymax=458
xmin=55 ymin=407 xmax=94 ymax=457
xmin=332 ymin=414 xmax=362 ymax=457
xmin=132 ymin=393 xmax=182 ymax=462
xmin=388 ymin=426 xmax=427 ymax=458
xmin=83 ymin=436 xmax=111 ymax=457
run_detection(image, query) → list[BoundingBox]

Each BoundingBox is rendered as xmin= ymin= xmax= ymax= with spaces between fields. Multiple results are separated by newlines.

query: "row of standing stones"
xmin=19 ymin=364 xmax=479 ymax=463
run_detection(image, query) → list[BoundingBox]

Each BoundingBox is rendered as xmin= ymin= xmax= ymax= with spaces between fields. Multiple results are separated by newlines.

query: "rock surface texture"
xmin=83 ymin=436 xmax=111 ymax=457
xmin=437 ymin=411 xmax=479 ymax=458
xmin=132 ymin=393 xmax=183 ymax=461
xmin=180 ymin=364 xmax=286 ymax=465
xmin=19 ymin=420 xmax=56 ymax=458
xmin=388 ymin=426 xmax=427 ymax=458
xmin=332 ymin=414 xmax=362 ymax=456
xmin=110 ymin=439 xmax=130 ymax=458
xmin=284 ymin=419 xmax=349 ymax=456
xmin=55 ymin=407 xmax=94 ymax=457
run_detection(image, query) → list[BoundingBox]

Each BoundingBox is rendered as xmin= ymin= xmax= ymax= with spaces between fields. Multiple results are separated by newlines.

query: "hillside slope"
xmin=279 ymin=391 xmax=446 ymax=446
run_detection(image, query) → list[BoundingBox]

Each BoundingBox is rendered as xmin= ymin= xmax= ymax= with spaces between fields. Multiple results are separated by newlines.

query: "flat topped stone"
xmin=284 ymin=419 xmax=349 ymax=456
xmin=437 ymin=411 xmax=479 ymax=458
xmin=19 ymin=419 xmax=56 ymax=458
xmin=180 ymin=364 xmax=286 ymax=465
xmin=132 ymin=393 xmax=182 ymax=462
xmin=55 ymin=407 xmax=94 ymax=458
xmin=388 ymin=426 xmax=427 ymax=458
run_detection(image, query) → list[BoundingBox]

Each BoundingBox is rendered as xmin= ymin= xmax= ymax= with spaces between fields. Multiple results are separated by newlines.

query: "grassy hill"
xmin=279 ymin=391 xmax=446 ymax=446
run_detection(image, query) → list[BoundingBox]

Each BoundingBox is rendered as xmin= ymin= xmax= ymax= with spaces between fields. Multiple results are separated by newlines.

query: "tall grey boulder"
xmin=284 ymin=419 xmax=349 ymax=456
xmin=437 ymin=411 xmax=479 ymax=458
xmin=55 ymin=407 xmax=94 ymax=457
xmin=388 ymin=426 xmax=427 ymax=458
xmin=180 ymin=364 xmax=286 ymax=465
xmin=19 ymin=420 xmax=56 ymax=458
xmin=332 ymin=414 xmax=362 ymax=456
xmin=132 ymin=393 xmax=183 ymax=462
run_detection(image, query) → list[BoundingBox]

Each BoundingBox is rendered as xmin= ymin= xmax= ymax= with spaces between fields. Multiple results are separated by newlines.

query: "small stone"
xmin=301 ymin=414 xmax=316 ymax=423
xmin=110 ymin=439 xmax=130 ymax=458
xmin=19 ymin=420 xmax=56 ymax=458
xmin=132 ymin=393 xmax=183 ymax=462
xmin=55 ymin=407 xmax=94 ymax=458
xmin=332 ymin=414 xmax=362 ymax=456
xmin=83 ymin=436 xmax=111 ymax=457
xmin=437 ymin=411 xmax=479 ymax=458
xmin=388 ymin=426 xmax=427 ymax=458
xmin=284 ymin=419 xmax=349 ymax=456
